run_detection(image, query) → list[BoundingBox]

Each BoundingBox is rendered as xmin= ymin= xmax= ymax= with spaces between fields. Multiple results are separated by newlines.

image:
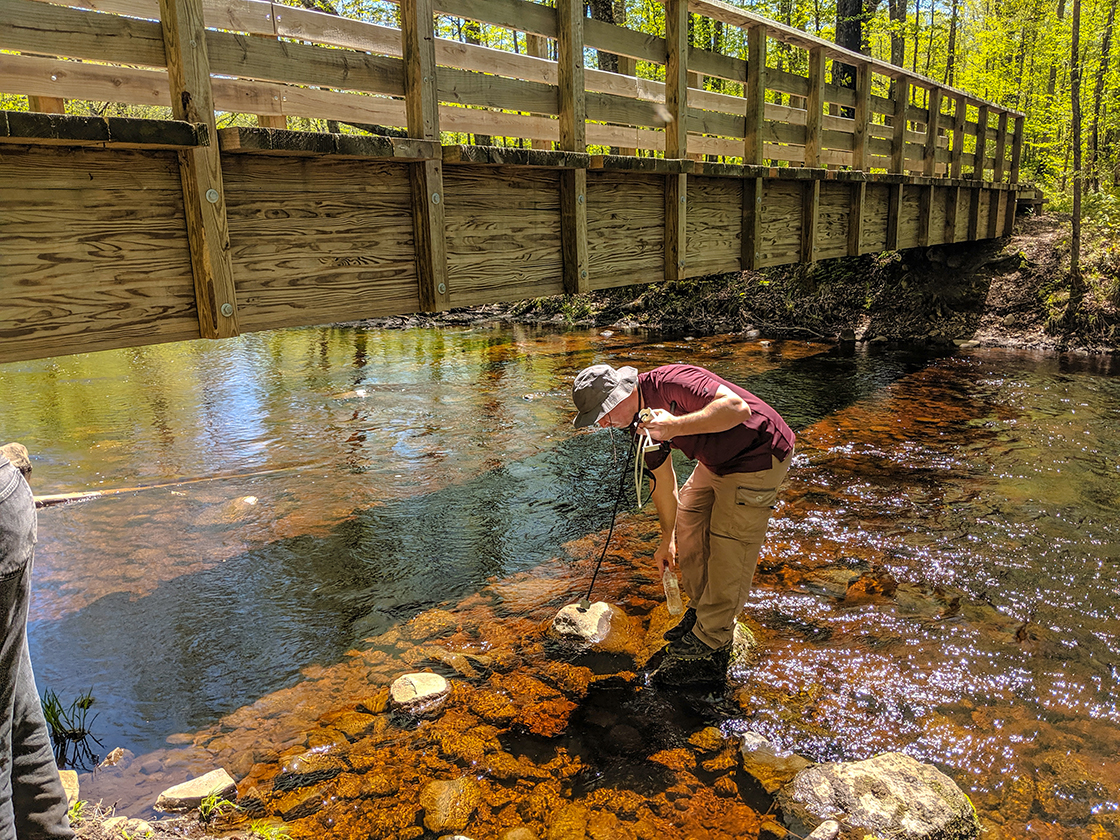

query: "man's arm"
xmin=640 ymin=384 xmax=751 ymax=441
xmin=648 ymin=454 xmax=678 ymax=573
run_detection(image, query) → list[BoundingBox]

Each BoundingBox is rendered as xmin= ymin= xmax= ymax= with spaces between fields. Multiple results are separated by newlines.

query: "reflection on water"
xmin=2 ymin=328 xmax=1119 ymax=838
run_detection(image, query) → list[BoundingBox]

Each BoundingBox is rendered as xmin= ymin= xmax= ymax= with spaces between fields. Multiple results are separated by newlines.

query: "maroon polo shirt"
xmin=638 ymin=364 xmax=794 ymax=475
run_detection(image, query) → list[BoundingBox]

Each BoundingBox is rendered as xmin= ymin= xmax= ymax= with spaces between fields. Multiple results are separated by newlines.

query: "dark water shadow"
xmin=28 ymin=345 xmax=946 ymax=756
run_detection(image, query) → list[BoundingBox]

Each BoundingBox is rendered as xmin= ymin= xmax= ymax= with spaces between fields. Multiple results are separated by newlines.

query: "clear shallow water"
xmin=2 ymin=328 xmax=1118 ymax=838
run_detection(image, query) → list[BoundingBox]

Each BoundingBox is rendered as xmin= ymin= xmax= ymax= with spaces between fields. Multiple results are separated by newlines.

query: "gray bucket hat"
xmin=571 ymin=364 xmax=638 ymax=428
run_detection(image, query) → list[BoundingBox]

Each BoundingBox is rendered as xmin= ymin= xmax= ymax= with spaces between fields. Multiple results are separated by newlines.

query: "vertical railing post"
xmin=919 ymin=86 xmax=941 ymax=246
xmin=1009 ymin=114 xmax=1025 ymax=183
xmin=403 ymin=0 xmax=450 ymax=311
xmin=848 ymin=62 xmax=871 ymax=256
xmin=993 ymin=110 xmax=1009 ymax=182
xmin=950 ymin=94 xmax=966 ymax=179
xmin=159 ymin=0 xmax=239 ymax=339
xmin=973 ymin=103 xmax=990 ymax=180
xmin=557 ymin=0 xmax=589 ymax=294
xmin=887 ymin=78 xmax=908 ymax=250
xmin=742 ymin=25 xmax=766 ymax=270
xmin=27 ymin=96 xmax=66 ymax=113
xmin=665 ymin=0 xmax=689 ymax=281
xmin=525 ymin=33 xmax=554 ymax=151
xmin=802 ymin=47 xmax=824 ymax=263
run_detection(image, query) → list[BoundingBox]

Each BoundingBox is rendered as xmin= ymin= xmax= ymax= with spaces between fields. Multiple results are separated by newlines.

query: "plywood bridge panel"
xmin=586 ymin=172 xmax=664 ymax=290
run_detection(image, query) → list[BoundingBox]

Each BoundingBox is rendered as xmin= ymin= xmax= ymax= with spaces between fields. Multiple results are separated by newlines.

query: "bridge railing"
xmin=3 ymin=0 xmax=1023 ymax=179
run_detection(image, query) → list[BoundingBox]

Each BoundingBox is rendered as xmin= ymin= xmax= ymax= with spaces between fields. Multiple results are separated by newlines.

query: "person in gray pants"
xmin=0 ymin=443 xmax=72 ymax=840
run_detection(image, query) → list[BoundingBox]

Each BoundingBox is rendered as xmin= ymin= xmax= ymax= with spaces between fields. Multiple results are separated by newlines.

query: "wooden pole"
xmin=1009 ymin=114 xmax=1025 ymax=183
xmin=973 ymin=103 xmax=990 ymax=180
xmin=993 ymin=110 xmax=1009 ymax=182
xmin=665 ymin=0 xmax=688 ymax=281
xmin=742 ymin=25 xmax=766 ymax=270
xmin=888 ymin=79 xmax=908 ymax=250
xmin=403 ymin=0 xmax=450 ymax=311
xmin=803 ymin=47 xmax=824 ymax=168
xmin=158 ymin=0 xmax=239 ymax=340
xmin=557 ymin=0 xmax=589 ymax=294
xmin=848 ymin=64 xmax=870 ymax=256
xmin=525 ymin=33 xmax=554 ymax=151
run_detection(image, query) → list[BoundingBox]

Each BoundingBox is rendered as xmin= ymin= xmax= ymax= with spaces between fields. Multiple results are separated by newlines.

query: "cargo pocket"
xmin=735 ymin=486 xmax=778 ymax=510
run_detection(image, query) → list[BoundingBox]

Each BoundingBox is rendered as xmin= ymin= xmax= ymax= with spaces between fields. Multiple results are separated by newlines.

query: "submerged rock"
xmin=391 ymin=672 xmax=451 ymax=715
xmin=550 ymin=601 xmax=612 ymax=643
xmin=155 ymin=768 xmax=237 ymax=812
xmin=776 ymin=752 xmax=980 ymax=840
xmin=420 ymin=777 xmax=480 ymax=833
xmin=739 ymin=731 xmax=812 ymax=795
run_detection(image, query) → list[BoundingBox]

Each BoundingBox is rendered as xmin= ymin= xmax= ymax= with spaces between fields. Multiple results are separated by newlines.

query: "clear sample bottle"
xmin=662 ymin=567 xmax=683 ymax=616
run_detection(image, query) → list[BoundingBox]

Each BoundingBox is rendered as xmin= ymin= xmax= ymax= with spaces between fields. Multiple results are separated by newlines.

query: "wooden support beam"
xmin=742 ymin=175 xmax=763 ymax=269
xmin=665 ymin=0 xmax=689 ymax=158
xmin=986 ymin=188 xmax=1001 ymax=239
xmin=918 ymin=184 xmax=932 ymax=247
xmin=557 ymin=0 xmax=589 ymax=292
xmin=256 ymin=115 xmax=286 ymax=129
xmin=666 ymin=173 xmax=687 ymax=280
xmin=27 ymin=95 xmax=66 ymax=113
xmin=1009 ymin=114 xmax=1025 ymax=183
xmin=562 ymin=168 xmax=589 ymax=293
xmin=1003 ymin=189 xmax=1017 ymax=236
xmin=923 ymin=87 xmax=941 ymax=177
xmin=891 ymin=79 xmax=908 ymax=174
xmin=967 ymin=185 xmax=981 ymax=240
xmin=744 ymin=25 xmax=767 ymax=166
xmin=525 ymin=32 xmax=554 ymax=151
xmin=993 ymin=110 xmax=1009 ymax=181
xmin=557 ymin=0 xmax=586 ymax=152
xmin=950 ymin=94 xmax=966 ymax=179
xmin=945 ymin=184 xmax=961 ymax=243
xmin=973 ymin=104 xmax=989 ymax=180
xmin=887 ymin=182 xmax=903 ymax=250
xmin=848 ymin=181 xmax=866 ymax=256
xmin=803 ymin=47 xmax=824 ymax=168
xmin=403 ymin=0 xmax=450 ymax=311
xmin=158 ymin=0 xmax=239 ymax=340
xmin=802 ymin=179 xmax=819 ymax=263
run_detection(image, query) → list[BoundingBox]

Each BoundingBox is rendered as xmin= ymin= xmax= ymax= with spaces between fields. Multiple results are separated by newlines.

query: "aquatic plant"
xmin=66 ymin=799 xmax=85 ymax=827
xmin=248 ymin=819 xmax=292 ymax=840
xmin=198 ymin=791 xmax=239 ymax=825
xmin=40 ymin=687 xmax=103 ymax=770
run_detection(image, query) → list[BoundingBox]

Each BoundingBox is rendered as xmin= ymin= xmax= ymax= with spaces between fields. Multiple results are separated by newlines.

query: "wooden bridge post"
xmin=802 ymin=47 xmax=825 ymax=264
xmin=987 ymin=111 xmax=1010 ymax=239
xmin=945 ymin=94 xmax=966 ymax=244
xmin=557 ymin=0 xmax=589 ymax=294
xmin=158 ymin=0 xmax=239 ymax=340
xmin=27 ymin=96 xmax=66 ymax=114
xmin=403 ymin=0 xmax=450 ymax=311
xmin=887 ymin=78 xmax=908 ymax=250
xmin=525 ymin=34 xmax=555 ymax=151
xmin=742 ymin=24 xmax=767 ymax=270
xmin=1005 ymin=114 xmax=1025 ymax=237
xmin=847 ymin=63 xmax=871 ymax=257
xmin=665 ymin=0 xmax=688 ymax=281
xmin=968 ymin=104 xmax=990 ymax=240
xmin=918 ymin=86 xmax=941 ymax=247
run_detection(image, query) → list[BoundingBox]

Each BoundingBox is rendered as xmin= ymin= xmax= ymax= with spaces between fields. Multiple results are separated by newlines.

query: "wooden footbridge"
xmin=1 ymin=0 xmax=1025 ymax=364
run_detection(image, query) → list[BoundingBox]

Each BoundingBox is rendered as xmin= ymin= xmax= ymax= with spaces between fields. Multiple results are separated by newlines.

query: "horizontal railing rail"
xmin=2 ymin=0 xmax=1024 ymax=178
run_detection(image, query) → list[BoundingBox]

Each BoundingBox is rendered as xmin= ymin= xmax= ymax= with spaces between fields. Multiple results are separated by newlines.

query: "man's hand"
xmin=638 ymin=407 xmax=676 ymax=442
xmin=653 ymin=534 xmax=676 ymax=575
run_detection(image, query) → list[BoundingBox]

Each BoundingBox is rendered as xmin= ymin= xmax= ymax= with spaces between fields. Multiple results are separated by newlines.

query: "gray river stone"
xmin=550 ymin=601 xmax=611 ymax=643
xmin=776 ymin=752 xmax=980 ymax=840
xmin=154 ymin=768 xmax=236 ymax=812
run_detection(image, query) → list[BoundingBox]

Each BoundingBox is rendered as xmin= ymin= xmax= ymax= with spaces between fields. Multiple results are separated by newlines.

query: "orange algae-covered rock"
xmin=587 ymin=809 xmax=634 ymax=840
xmin=404 ymin=609 xmax=460 ymax=640
xmin=688 ymin=726 xmax=726 ymax=753
xmin=712 ymin=776 xmax=739 ymax=798
xmin=356 ymin=687 xmax=391 ymax=715
xmin=419 ymin=777 xmax=480 ymax=833
xmin=469 ymin=690 xmax=518 ymax=724
xmin=435 ymin=731 xmax=491 ymax=765
xmin=546 ymin=802 xmax=590 ymax=840
xmin=648 ymin=748 xmax=696 ymax=771
xmin=514 ymin=697 xmax=577 ymax=738
xmin=539 ymin=661 xmax=594 ymax=698
xmin=701 ymin=748 xmax=739 ymax=773
xmin=583 ymin=788 xmax=645 ymax=820
xmin=305 ymin=726 xmax=350 ymax=750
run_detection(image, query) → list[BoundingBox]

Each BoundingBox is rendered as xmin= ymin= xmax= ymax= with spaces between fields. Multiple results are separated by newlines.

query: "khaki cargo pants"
xmin=675 ymin=451 xmax=793 ymax=649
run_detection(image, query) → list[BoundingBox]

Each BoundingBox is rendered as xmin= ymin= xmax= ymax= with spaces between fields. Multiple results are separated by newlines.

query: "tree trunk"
xmin=945 ymin=0 xmax=960 ymax=85
xmin=1069 ymin=0 xmax=1084 ymax=317
xmin=889 ymin=0 xmax=907 ymax=69
xmin=911 ymin=0 xmax=920 ymax=74
xmin=588 ymin=0 xmax=619 ymax=72
xmin=1088 ymin=0 xmax=1117 ymax=191
xmin=835 ymin=0 xmax=863 ymax=116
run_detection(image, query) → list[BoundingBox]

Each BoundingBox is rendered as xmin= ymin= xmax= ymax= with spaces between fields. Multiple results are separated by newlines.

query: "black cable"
xmin=581 ymin=424 xmax=660 ymax=607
